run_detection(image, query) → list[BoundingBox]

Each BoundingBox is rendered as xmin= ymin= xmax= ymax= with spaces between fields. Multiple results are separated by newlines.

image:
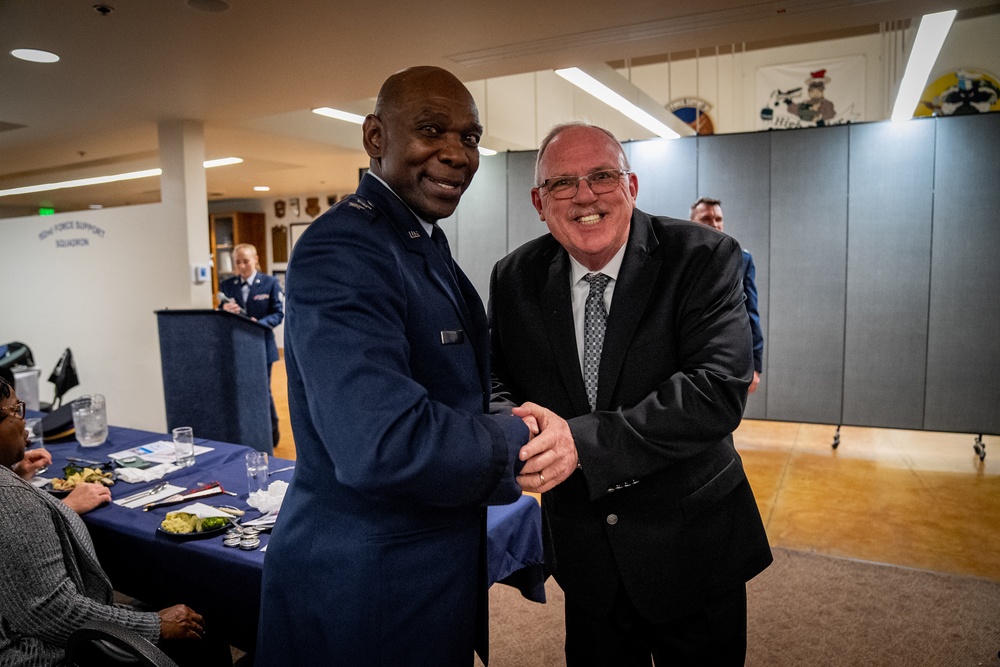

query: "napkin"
xmin=170 ymin=502 xmax=233 ymax=519
xmin=115 ymin=484 xmax=186 ymax=509
xmin=248 ymin=480 xmax=288 ymax=513
xmin=115 ymin=462 xmax=182 ymax=483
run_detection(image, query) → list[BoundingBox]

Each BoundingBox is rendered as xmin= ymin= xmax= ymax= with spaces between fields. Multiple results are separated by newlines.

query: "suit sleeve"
xmin=286 ymin=218 xmax=526 ymax=508
xmin=568 ymin=235 xmax=753 ymax=499
xmin=743 ymin=252 xmax=763 ymax=373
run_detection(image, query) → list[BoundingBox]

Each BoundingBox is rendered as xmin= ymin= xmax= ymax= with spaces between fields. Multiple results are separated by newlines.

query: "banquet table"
xmin=36 ymin=421 xmax=545 ymax=651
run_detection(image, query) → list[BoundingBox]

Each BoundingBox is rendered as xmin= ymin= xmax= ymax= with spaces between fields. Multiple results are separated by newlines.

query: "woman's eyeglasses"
xmin=0 ymin=400 xmax=26 ymax=421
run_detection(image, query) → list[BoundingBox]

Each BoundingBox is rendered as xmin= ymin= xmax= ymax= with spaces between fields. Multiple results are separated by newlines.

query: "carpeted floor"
xmin=480 ymin=547 xmax=1000 ymax=666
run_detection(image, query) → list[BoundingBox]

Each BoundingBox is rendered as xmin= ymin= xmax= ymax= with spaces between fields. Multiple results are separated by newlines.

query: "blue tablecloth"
xmin=40 ymin=422 xmax=545 ymax=650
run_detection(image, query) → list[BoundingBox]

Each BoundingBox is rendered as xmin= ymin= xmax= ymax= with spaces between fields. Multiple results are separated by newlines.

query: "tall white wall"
xmin=0 ymin=202 xmax=194 ymax=431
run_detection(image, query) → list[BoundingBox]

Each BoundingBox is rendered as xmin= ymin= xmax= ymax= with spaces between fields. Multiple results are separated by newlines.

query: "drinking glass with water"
xmin=72 ymin=394 xmax=108 ymax=448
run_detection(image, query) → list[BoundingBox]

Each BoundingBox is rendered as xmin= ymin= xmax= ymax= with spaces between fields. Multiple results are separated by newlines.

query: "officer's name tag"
xmin=440 ymin=330 xmax=465 ymax=345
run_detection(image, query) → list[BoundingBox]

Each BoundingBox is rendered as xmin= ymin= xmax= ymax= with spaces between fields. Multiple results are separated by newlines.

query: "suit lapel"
xmin=599 ymin=211 xmax=661 ymax=410
xmin=540 ymin=246 xmax=592 ymax=416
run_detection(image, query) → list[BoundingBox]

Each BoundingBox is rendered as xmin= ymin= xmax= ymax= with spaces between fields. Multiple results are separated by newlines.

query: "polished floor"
xmin=270 ymin=356 xmax=1000 ymax=581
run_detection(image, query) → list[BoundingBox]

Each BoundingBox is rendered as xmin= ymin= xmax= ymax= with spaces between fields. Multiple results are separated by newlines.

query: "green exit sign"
xmin=38 ymin=207 xmax=55 ymax=216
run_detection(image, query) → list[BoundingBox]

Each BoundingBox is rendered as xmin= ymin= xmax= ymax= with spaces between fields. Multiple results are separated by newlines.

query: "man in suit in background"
xmin=256 ymin=66 xmax=533 ymax=666
xmin=490 ymin=123 xmax=772 ymax=665
xmin=690 ymin=197 xmax=764 ymax=394
xmin=218 ymin=242 xmax=284 ymax=446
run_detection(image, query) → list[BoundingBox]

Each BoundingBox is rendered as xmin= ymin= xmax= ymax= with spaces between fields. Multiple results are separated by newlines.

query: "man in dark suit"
xmin=490 ymin=123 xmax=772 ymax=665
xmin=256 ymin=66 xmax=532 ymax=666
xmin=218 ymin=242 xmax=284 ymax=445
xmin=690 ymin=197 xmax=764 ymax=393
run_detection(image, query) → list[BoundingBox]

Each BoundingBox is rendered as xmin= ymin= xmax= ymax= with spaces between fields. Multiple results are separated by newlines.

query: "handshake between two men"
xmin=513 ymin=403 xmax=578 ymax=494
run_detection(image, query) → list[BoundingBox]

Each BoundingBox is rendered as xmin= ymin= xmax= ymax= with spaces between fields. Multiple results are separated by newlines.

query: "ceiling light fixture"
xmin=890 ymin=10 xmax=957 ymax=122
xmin=203 ymin=156 xmax=243 ymax=168
xmin=11 ymin=48 xmax=60 ymax=63
xmin=312 ymin=107 xmax=367 ymax=124
xmin=555 ymin=65 xmax=694 ymax=140
xmin=253 ymin=186 xmax=271 ymax=192
xmin=478 ymin=147 xmax=497 ymax=156
xmin=0 ymin=158 xmax=243 ymax=198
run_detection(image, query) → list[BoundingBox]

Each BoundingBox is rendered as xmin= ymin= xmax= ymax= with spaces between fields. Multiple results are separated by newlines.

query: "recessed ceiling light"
xmin=11 ymin=48 xmax=60 ymax=64
xmin=253 ymin=186 xmax=270 ymax=192
xmin=478 ymin=147 xmax=497 ymax=156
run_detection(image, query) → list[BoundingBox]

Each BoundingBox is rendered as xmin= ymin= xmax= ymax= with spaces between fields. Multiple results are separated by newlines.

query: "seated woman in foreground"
xmin=0 ymin=378 xmax=206 ymax=665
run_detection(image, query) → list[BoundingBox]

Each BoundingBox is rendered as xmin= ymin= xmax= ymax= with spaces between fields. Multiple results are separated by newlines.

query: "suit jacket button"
xmin=606 ymin=514 xmax=618 ymax=525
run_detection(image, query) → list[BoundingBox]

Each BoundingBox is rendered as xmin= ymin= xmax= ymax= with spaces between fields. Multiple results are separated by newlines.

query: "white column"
xmin=158 ymin=119 xmax=212 ymax=307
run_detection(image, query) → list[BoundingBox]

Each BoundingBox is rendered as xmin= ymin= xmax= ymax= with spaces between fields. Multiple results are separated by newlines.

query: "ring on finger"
xmin=538 ymin=471 xmax=545 ymax=485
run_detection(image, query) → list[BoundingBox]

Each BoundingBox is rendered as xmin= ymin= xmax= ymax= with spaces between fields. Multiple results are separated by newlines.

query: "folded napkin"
xmin=171 ymin=502 xmax=233 ymax=519
xmin=114 ymin=462 xmax=181 ymax=483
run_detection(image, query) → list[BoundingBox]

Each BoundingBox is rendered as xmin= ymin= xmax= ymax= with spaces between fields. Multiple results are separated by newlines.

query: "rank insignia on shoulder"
xmin=348 ymin=197 xmax=373 ymax=211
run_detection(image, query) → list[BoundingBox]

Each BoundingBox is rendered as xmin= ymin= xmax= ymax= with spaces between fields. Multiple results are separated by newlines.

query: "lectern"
xmin=155 ymin=309 xmax=273 ymax=453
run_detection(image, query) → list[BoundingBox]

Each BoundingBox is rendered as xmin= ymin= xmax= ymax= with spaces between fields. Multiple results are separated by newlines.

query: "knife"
xmin=142 ymin=482 xmax=226 ymax=511
xmin=67 ymin=457 xmax=112 ymax=468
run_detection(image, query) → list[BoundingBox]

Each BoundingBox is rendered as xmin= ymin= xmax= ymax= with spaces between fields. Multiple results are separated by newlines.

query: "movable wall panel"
xmin=628 ymin=137 xmax=698 ymax=220
xmin=843 ymin=120 xmax=935 ymax=429
xmin=767 ymin=126 xmax=849 ymax=424
xmin=455 ymin=153 xmax=508 ymax=302
xmin=506 ymin=150 xmax=546 ymax=254
xmin=924 ymin=113 xmax=1000 ymax=435
xmin=697 ymin=132 xmax=771 ymax=418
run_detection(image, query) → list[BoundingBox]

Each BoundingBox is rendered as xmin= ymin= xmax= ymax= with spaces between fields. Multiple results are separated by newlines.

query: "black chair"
xmin=39 ymin=347 xmax=79 ymax=412
xmin=65 ymin=620 xmax=179 ymax=667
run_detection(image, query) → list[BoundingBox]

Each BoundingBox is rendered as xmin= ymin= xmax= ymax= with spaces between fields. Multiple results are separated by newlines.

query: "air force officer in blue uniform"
xmin=218 ymin=243 xmax=284 ymax=446
xmin=256 ymin=67 xmax=532 ymax=666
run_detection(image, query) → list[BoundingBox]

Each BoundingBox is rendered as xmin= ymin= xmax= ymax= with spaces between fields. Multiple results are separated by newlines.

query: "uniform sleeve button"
xmin=606 ymin=514 xmax=618 ymax=525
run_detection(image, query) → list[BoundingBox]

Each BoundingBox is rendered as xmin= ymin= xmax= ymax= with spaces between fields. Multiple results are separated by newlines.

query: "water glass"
xmin=172 ymin=426 xmax=196 ymax=467
xmin=72 ymin=394 xmax=108 ymax=448
xmin=24 ymin=418 xmax=44 ymax=448
xmin=245 ymin=451 xmax=269 ymax=497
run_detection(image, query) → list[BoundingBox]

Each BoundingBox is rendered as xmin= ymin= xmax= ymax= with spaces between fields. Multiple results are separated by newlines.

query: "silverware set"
xmin=117 ymin=481 xmax=168 ymax=505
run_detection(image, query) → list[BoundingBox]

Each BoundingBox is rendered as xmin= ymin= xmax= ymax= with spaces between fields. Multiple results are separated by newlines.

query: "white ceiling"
xmin=1 ymin=0 xmax=995 ymax=217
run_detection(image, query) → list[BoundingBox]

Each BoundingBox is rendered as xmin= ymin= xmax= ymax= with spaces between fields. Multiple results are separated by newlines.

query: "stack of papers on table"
xmin=108 ymin=441 xmax=213 ymax=465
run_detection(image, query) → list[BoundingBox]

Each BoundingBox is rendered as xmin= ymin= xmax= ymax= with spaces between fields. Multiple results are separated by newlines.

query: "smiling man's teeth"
xmin=578 ymin=214 xmax=601 ymax=224
xmin=430 ymin=178 xmax=459 ymax=190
